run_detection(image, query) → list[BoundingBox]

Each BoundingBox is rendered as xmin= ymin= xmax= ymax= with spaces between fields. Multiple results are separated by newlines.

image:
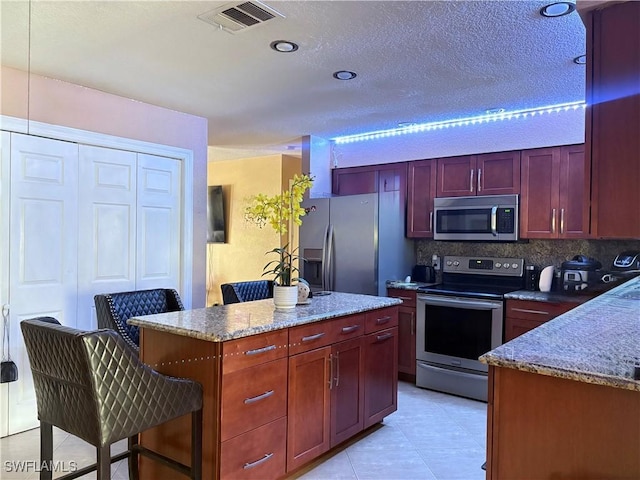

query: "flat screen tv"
xmin=207 ymin=185 xmax=226 ymax=243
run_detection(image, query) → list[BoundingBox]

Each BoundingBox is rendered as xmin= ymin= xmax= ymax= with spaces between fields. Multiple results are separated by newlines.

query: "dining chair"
xmin=220 ymin=280 xmax=274 ymax=304
xmin=20 ymin=316 xmax=203 ymax=480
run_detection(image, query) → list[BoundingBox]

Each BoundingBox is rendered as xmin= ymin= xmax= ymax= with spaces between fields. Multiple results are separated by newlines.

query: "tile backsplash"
xmin=416 ymin=239 xmax=640 ymax=273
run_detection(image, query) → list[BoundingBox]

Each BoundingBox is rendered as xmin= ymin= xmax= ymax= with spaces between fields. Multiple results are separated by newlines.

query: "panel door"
xmin=136 ymin=153 xmax=182 ymax=290
xmin=476 ymin=151 xmax=521 ymax=196
xmin=520 ymin=148 xmax=560 ymax=238
xmin=363 ymin=327 xmax=398 ymax=428
xmin=330 ymin=337 xmax=364 ymax=447
xmin=436 ymin=156 xmax=475 ymax=197
xmin=6 ymin=133 xmax=79 ymax=435
xmin=558 ymin=144 xmax=590 ymax=238
xmin=78 ymin=145 xmax=137 ymax=330
xmin=407 ymin=159 xmax=437 ymax=237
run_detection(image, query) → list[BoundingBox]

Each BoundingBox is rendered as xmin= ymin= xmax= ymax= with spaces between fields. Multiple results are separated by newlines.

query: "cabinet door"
xmin=436 ymin=155 xmax=475 ymax=197
xmin=476 ymin=151 xmax=520 ymax=196
xmin=397 ymin=306 xmax=416 ymax=378
xmin=504 ymin=317 xmax=547 ymax=342
xmin=587 ymin=2 xmax=640 ymax=239
xmin=520 ymin=147 xmax=561 ymax=238
xmin=330 ymin=337 xmax=364 ymax=447
xmin=332 ymin=167 xmax=377 ymax=196
xmin=287 ymin=347 xmax=331 ymax=472
xmin=558 ymin=145 xmax=590 ymax=238
xmin=363 ymin=327 xmax=398 ymax=428
xmin=407 ymin=159 xmax=437 ymax=237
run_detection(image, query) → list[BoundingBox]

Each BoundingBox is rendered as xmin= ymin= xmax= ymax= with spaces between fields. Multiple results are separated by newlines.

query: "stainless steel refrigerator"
xmin=299 ymin=191 xmax=414 ymax=297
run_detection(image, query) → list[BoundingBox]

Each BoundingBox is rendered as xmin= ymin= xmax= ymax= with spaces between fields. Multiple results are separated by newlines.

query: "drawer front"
xmin=221 ymin=358 xmax=288 ymax=441
xmin=220 ymin=416 xmax=287 ymax=480
xmin=365 ymin=306 xmax=399 ymax=334
xmin=289 ymin=314 xmax=364 ymax=355
xmin=223 ymin=329 xmax=289 ymax=374
xmin=387 ymin=289 xmax=416 ymax=308
xmin=506 ymin=300 xmax=575 ymax=322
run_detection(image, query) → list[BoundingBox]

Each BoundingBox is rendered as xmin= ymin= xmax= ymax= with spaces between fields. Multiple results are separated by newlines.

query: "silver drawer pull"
xmin=244 ymin=390 xmax=274 ymax=404
xmin=394 ymin=296 xmax=412 ymax=301
xmin=244 ymin=344 xmax=276 ymax=356
xmin=376 ymin=316 xmax=392 ymax=325
xmin=302 ymin=332 xmax=325 ymax=343
xmin=376 ymin=332 xmax=393 ymax=342
xmin=243 ymin=453 xmax=274 ymax=470
xmin=341 ymin=325 xmax=360 ymax=334
xmin=511 ymin=308 xmax=550 ymax=315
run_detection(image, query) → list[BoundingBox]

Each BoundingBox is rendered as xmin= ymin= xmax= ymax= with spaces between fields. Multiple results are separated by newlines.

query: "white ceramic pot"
xmin=273 ymin=285 xmax=298 ymax=309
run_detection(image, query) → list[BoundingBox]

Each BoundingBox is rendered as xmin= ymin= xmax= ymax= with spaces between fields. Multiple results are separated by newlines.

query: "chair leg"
xmin=191 ymin=409 xmax=203 ymax=480
xmin=128 ymin=434 xmax=140 ymax=480
xmin=40 ymin=421 xmax=53 ymax=480
xmin=96 ymin=445 xmax=110 ymax=480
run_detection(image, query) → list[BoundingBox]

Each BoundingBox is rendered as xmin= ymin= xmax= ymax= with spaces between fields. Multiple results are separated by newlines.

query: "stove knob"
xmin=503 ymin=264 xmax=510 ymax=269
xmin=511 ymin=263 xmax=519 ymax=269
xmin=453 ymin=261 xmax=460 ymax=266
xmin=495 ymin=262 xmax=502 ymax=268
xmin=446 ymin=260 xmax=453 ymax=266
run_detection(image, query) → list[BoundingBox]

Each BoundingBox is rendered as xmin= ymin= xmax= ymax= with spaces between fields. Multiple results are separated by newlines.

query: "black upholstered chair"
xmin=21 ymin=317 xmax=203 ymax=480
xmin=94 ymin=288 xmax=184 ymax=352
xmin=220 ymin=280 xmax=274 ymax=304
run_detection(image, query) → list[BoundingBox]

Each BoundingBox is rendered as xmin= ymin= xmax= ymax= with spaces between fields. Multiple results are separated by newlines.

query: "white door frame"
xmin=0 ymin=115 xmax=194 ymax=308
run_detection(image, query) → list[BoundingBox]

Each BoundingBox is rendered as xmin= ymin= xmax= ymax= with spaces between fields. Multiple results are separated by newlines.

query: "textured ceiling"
xmin=1 ymin=1 xmax=587 ymax=159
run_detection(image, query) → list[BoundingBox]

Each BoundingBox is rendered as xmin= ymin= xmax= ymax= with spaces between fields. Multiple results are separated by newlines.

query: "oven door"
xmin=416 ymin=294 xmax=503 ymax=373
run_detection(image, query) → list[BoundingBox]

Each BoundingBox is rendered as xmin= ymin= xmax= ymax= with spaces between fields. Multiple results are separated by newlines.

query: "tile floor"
xmin=0 ymin=381 xmax=487 ymax=480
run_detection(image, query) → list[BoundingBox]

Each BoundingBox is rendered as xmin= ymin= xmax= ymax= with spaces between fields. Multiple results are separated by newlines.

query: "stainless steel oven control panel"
xmin=443 ymin=256 xmax=524 ymax=276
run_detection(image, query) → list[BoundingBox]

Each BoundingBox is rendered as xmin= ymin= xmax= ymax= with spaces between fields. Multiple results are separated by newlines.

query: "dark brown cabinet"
xmin=330 ymin=336 xmax=364 ymax=447
xmin=436 ymin=151 xmax=520 ymax=197
xmin=387 ymin=288 xmax=416 ymax=380
xmin=407 ymin=160 xmax=437 ymax=238
xmin=586 ymin=2 xmax=640 ymax=239
xmin=332 ymin=163 xmax=407 ymax=196
xmin=520 ymin=144 xmax=589 ymax=239
xmin=505 ymin=299 xmax=577 ymax=342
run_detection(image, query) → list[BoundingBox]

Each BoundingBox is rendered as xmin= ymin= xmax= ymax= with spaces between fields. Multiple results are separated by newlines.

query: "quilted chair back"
xmin=94 ymin=288 xmax=184 ymax=351
xmin=221 ymin=280 xmax=274 ymax=304
xmin=20 ymin=317 xmax=202 ymax=448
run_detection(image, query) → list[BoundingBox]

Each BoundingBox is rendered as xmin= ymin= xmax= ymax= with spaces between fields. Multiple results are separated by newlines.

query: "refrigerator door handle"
xmin=321 ymin=224 xmax=329 ymax=291
xmin=325 ymin=224 xmax=335 ymax=291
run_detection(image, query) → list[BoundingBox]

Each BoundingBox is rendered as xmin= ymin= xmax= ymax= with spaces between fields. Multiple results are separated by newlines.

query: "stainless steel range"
xmin=416 ymin=255 xmax=524 ymax=401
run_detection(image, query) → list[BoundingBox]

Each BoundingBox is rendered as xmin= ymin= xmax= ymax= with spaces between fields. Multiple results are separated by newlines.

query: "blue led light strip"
xmin=333 ymin=101 xmax=586 ymax=144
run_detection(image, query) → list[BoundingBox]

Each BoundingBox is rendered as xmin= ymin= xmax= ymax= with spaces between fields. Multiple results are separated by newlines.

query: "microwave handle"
xmin=490 ymin=206 xmax=498 ymax=236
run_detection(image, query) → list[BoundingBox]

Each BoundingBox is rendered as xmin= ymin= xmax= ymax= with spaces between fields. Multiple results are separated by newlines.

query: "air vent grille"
xmin=198 ymin=1 xmax=283 ymax=34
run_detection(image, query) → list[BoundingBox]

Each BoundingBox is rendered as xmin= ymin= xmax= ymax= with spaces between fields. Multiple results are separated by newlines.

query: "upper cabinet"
xmin=407 ymin=159 xmax=437 ymax=238
xmin=586 ymin=2 xmax=640 ymax=239
xmin=520 ymin=144 xmax=589 ymax=239
xmin=332 ymin=163 xmax=407 ymax=197
xmin=436 ymin=151 xmax=520 ymax=197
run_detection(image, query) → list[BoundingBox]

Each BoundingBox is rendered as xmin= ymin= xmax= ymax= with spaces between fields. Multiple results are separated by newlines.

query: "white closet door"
xmin=136 ymin=153 xmax=182 ymax=291
xmin=77 ymin=145 xmax=137 ymax=330
xmin=6 ymin=133 xmax=79 ymax=435
xmin=1 ymin=132 xmax=10 ymax=437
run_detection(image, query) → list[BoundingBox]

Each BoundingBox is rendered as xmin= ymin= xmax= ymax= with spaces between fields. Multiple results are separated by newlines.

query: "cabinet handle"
xmin=341 ymin=325 xmax=360 ymax=334
xmin=393 ymin=296 xmax=412 ymax=301
xmin=477 ymin=168 xmax=482 ymax=192
xmin=335 ymin=351 xmax=340 ymax=387
xmin=410 ymin=312 xmax=415 ymax=336
xmin=511 ymin=308 xmax=550 ymax=315
xmin=328 ymin=354 xmax=334 ymax=390
xmin=243 ymin=453 xmax=274 ymax=470
xmin=429 ymin=211 xmax=433 ymax=232
xmin=375 ymin=332 xmax=393 ymax=342
xmin=470 ymin=169 xmax=475 ymax=192
xmin=375 ymin=316 xmax=392 ymax=325
xmin=302 ymin=332 xmax=325 ymax=343
xmin=244 ymin=344 xmax=276 ymax=356
xmin=551 ymin=208 xmax=556 ymax=234
xmin=560 ymin=208 xmax=565 ymax=235
xmin=244 ymin=390 xmax=274 ymax=404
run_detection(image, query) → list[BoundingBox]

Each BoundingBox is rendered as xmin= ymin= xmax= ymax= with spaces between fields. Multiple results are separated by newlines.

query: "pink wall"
xmin=1 ymin=66 xmax=208 ymax=307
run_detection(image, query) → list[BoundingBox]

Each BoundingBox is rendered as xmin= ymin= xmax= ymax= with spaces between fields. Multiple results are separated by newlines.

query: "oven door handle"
xmin=419 ymin=296 xmax=501 ymax=310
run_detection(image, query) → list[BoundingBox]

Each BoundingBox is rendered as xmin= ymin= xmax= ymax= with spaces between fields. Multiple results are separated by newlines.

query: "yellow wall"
xmin=206 ymin=154 xmax=301 ymax=306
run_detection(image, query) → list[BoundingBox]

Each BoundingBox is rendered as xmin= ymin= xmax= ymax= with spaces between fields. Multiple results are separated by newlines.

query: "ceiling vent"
xmin=197 ymin=1 xmax=284 ymax=33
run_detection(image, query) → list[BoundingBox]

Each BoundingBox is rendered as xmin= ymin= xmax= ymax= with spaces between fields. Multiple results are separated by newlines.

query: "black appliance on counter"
xmin=561 ymin=255 xmax=602 ymax=292
xmin=412 ymin=264 xmax=436 ymax=283
xmin=611 ymin=251 xmax=640 ymax=275
xmin=415 ymin=255 xmax=524 ymax=402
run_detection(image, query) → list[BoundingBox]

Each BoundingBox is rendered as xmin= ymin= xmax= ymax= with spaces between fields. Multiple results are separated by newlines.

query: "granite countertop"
xmin=504 ymin=289 xmax=597 ymax=304
xmin=129 ymin=292 xmax=402 ymax=342
xmin=481 ymin=276 xmax=640 ymax=391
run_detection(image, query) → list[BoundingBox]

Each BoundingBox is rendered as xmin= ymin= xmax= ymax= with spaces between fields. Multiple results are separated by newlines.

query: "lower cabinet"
xmin=387 ymin=288 xmax=416 ymax=380
xmin=363 ymin=326 xmax=398 ymax=428
xmin=505 ymin=299 xmax=578 ymax=341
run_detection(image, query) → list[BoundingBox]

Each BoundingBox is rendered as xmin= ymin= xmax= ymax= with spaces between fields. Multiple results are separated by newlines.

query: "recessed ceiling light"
xmin=540 ymin=2 xmax=576 ymax=17
xmin=573 ymin=54 xmax=587 ymax=65
xmin=270 ymin=40 xmax=298 ymax=53
xmin=333 ymin=70 xmax=357 ymax=81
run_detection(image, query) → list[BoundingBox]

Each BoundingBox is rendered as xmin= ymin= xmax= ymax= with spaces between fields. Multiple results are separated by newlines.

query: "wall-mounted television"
xmin=207 ymin=185 xmax=226 ymax=243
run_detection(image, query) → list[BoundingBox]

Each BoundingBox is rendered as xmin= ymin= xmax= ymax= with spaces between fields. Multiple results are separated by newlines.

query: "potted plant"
xmin=245 ymin=173 xmax=313 ymax=309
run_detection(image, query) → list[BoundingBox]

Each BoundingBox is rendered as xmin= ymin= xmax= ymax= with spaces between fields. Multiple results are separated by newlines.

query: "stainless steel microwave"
xmin=433 ymin=194 xmax=519 ymax=241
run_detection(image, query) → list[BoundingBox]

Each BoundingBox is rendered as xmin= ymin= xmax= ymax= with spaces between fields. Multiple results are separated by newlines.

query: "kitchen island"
xmin=480 ymin=276 xmax=640 ymax=479
xmin=129 ymin=292 xmax=401 ymax=480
